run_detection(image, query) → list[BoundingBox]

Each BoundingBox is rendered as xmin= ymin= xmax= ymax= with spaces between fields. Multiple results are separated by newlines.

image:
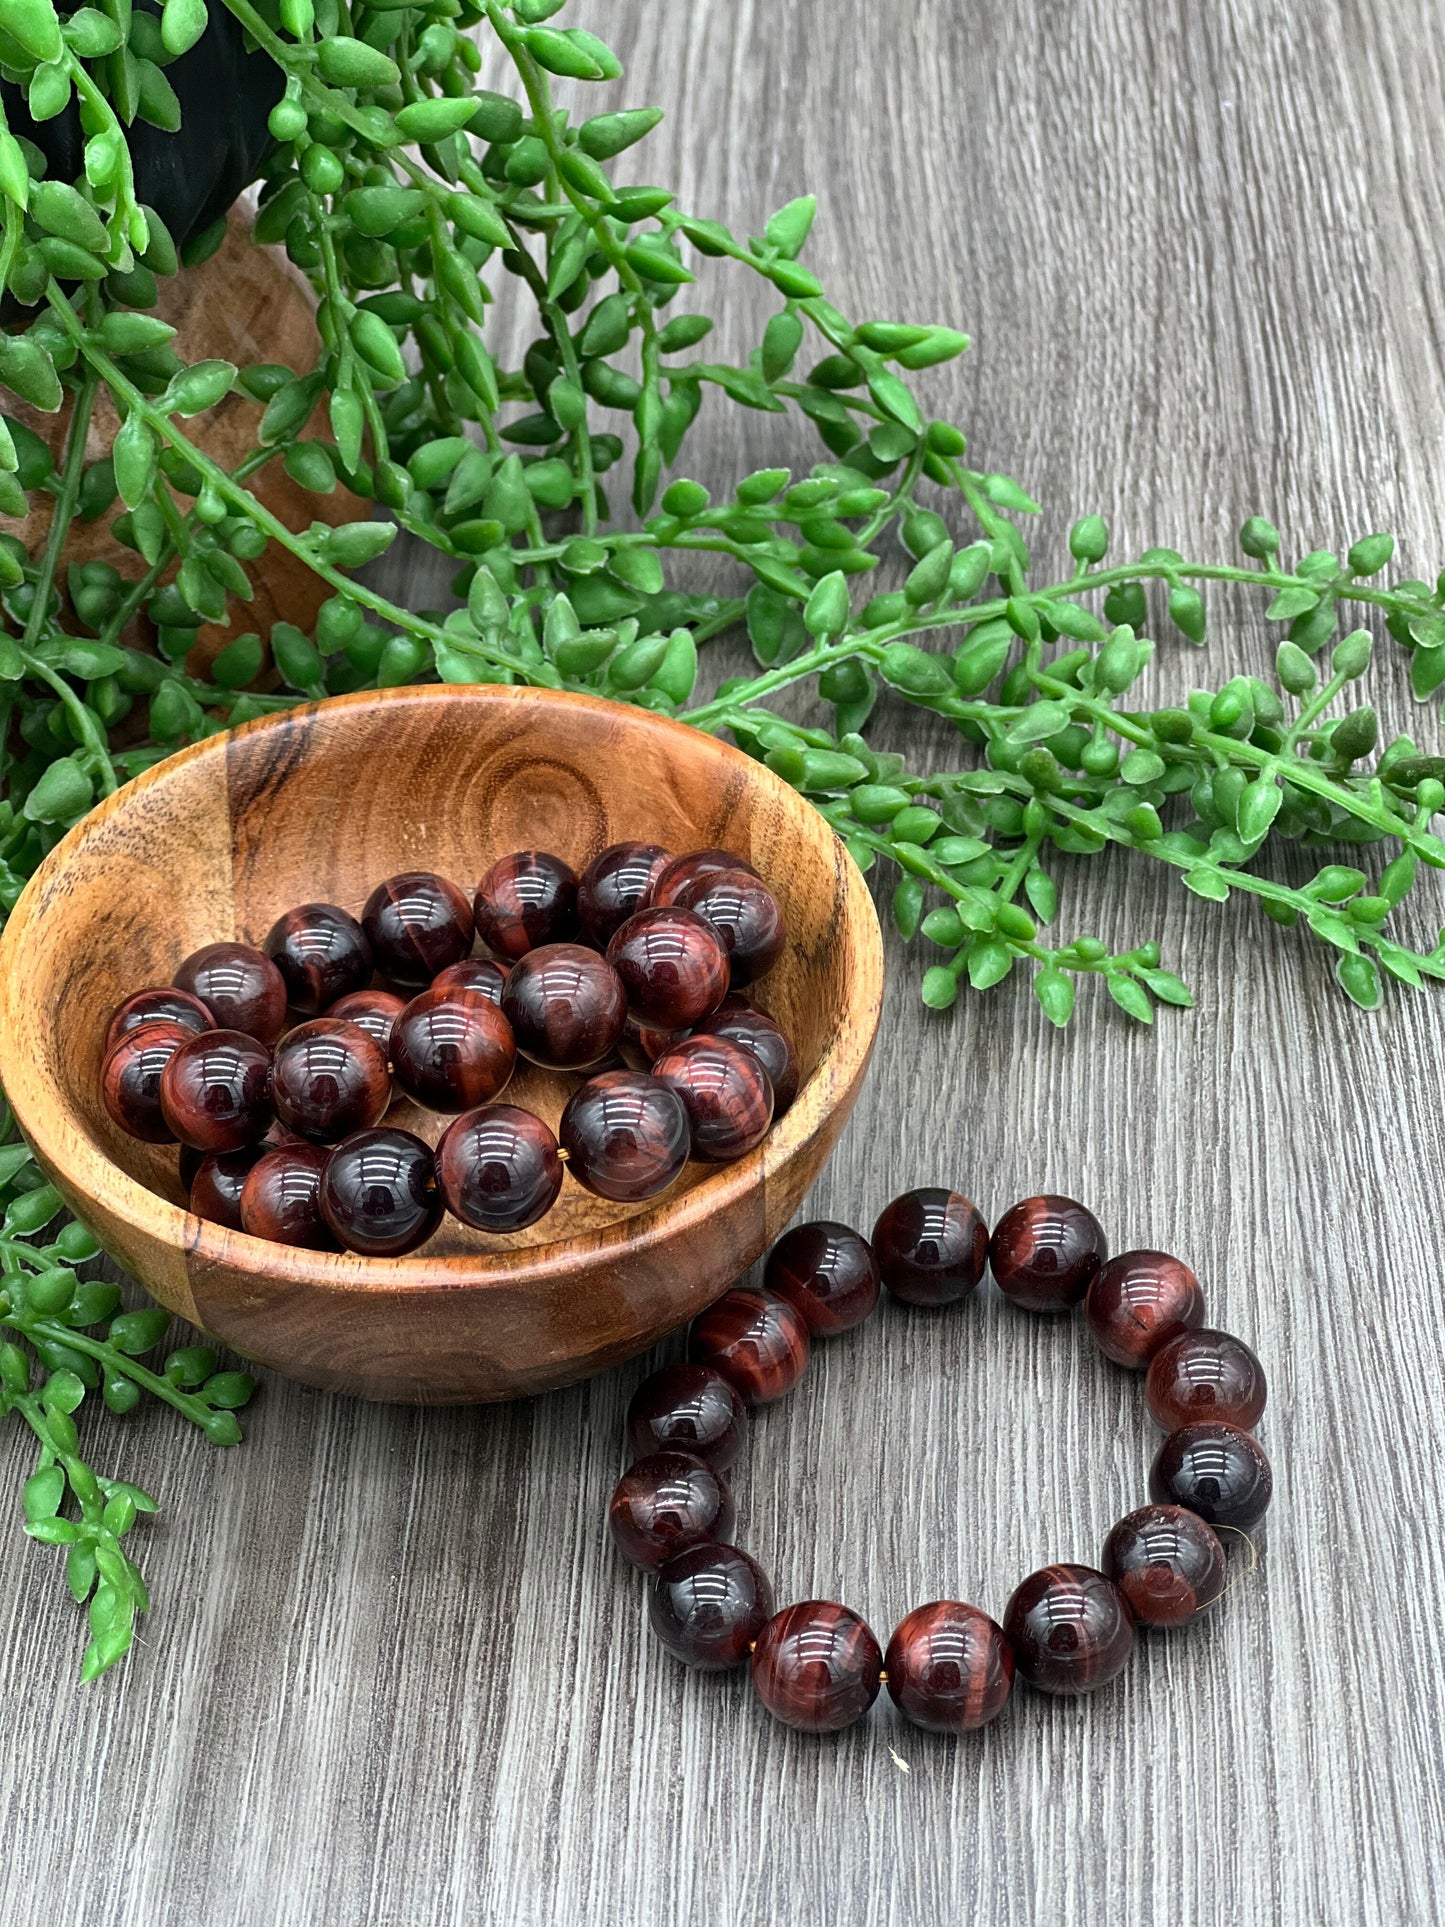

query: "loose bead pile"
xmin=97 ymin=844 xmax=800 ymax=1257
xmin=611 ymin=1193 xmax=1271 ymax=1734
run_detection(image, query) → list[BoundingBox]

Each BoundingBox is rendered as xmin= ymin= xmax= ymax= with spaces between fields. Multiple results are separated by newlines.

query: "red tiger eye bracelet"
xmin=610 ymin=1190 xmax=1271 ymax=1735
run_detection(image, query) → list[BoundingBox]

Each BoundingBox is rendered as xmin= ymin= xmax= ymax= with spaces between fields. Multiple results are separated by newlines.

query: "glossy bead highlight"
xmin=653 ymin=847 xmax=759 ymax=907
xmin=318 ymin=1127 xmax=443 ymax=1257
xmin=884 ymin=1601 xmax=1014 ymax=1732
xmin=751 ymin=1602 xmax=882 ymax=1732
xmin=1145 ymin=1327 xmax=1268 ymax=1433
xmin=690 ymin=1285 xmax=810 ymax=1405
xmin=650 ymin=1033 xmax=774 ymax=1162
xmin=764 ymin=1220 xmax=880 ymax=1335
xmin=263 ymin=902 xmax=372 ymax=1013
xmin=101 ymin=1020 xmax=192 ymax=1142
xmin=1101 ymin=1504 xmax=1227 ymax=1626
xmin=239 ymin=1144 xmax=333 ymax=1249
xmin=436 ymin=1104 xmax=563 ymax=1232
xmin=431 ymin=957 xmax=508 ymax=1006
xmin=692 ymin=1004 xmax=800 ymax=1116
xmin=158 ymin=1028 xmax=274 ymax=1153
xmin=989 ymin=1194 xmax=1106 ymax=1311
xmin=1085 ymin=1249 xmax=1205 ymax=1368
xmin=1149 ymin=1420 xmax=1273 ymax=1531
xmin=173 ymin=941 xmax=288 ymax=1045
xmin=473 ymin=849 xmax=579 ymax=959
xmin=608 ymin=1450 xmax=735 ymax=1572
xmin=271 ymin=1018 xmax=391 ymax=1142
xmin=391 ymin=986 xmax=517 ymax=1112
xmin=104 ymin=987 xmax=213 ymax=1057
xmin=625 ymin=1363 xmax=747 ymax=1471
xmin=500 ymin=942 xmax=628 ymax=1069
xmin=578 ymin=841 xmax=672 ymax=946
xmin=362 ymin=871 xmax=474 ymax=984
xmin=872 ymin=1187 xmax=989 ymax=1307
xmin=1002 ymin=1564 xmax=1135 ymax=1695
xmin=649 ymin=1542 xmax=773 ymax=1670
xmin=188 ymin=1147 xmax=263 ymax=1230
xmin=674 ymin=869 xmax=784 ymax=985
xmin=324 ymin=989 xmax=406 ymax=1055
xmin=606 ymin=905 xmax=730 ymax=1030
xmin=558 ymin=1071 xmax=690 ymax=1202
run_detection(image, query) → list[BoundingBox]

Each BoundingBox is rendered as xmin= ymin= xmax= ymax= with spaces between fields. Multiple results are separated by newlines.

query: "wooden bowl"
xmin=0 ymin=687 xmax=882 ymax=1403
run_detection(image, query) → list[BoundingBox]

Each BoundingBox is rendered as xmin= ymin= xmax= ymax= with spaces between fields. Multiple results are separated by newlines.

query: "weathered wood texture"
xmin=4 ymin=0 xmax=1445 ymax=1920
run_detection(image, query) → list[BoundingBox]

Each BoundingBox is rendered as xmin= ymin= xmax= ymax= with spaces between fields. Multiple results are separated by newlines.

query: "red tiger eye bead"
xmin=188 ymin=1147 xmax=264 ymax=1230
xmin=558 ymin=1071 xmax=690 ymax=1203
xmin=473 ymin=849 xmax=579 ymax=959
xmin=650 ymin=1033 xmax=774 ymax=1162
xmin=271 ymin=1018 xmax=392 ymax=1143
xmin=104 ymin=987 xmax=214 ymax=1057
xmin=872 ymin=1187 xmax=989 ymax=1307
xmin=362 ymin=871 xmax=474 ymax=984
xmin=159 ymin=1028 xmax=274 ymax=1153
xmin=431 ymin=958 xmax=508 ymax=1006
xmin=764 ymin=1220 xmax=880 ymax=1335
xmin=691 ymin=1004 xmax=799 ymax=1116
xmin=653 ymin=847 xmax=759 ymax=907
xmin=1002 ymin=1564 xmax=1135 ymax=1695
xmin=318 ymin=1127 xmax=444 ymax=1257
xmin=989 ymin=1194 xmax=1107 ymax=1312
xmin=649 ymin=1542 xmax=773 ymax=1670
xmin=606 ymin=906 xmax=730 ymax=1030
xmin=751 ymin=1602 xmax=882 ymax=1732
xmin=1101 ymin=1504 xmax=1227 ymax=1627
xmin=884 ymin=1601 xmax=1014 ymax=1732
xmin=1145 ymin=1327 xmax=1268 ymax=1433
xmin=673 ymin=869 xmax=784 ymax=986
xmin=501 ymin=942 xmax=628 ymax=1069
xmin=391 ymin=986 xmax=516 ymax=1112
xmin=578 ymin=841 xmax=672 ymax=947
xmin=263 ymin=902 xmax=372 ymax=1013
xmin=174 ymin=941 xmax=288 ymax=1045
xmin=324 ymin=989 xmax=406 ymax=1055
xmin=625 ymin=1362 xmax=747 ymax=1470
xmin=436 ymin=1104 xmax=563 ymax=1232
xmin=239 ymin=1144 xmax=334 ymax=1250
xmin=690 ymin=1285 xmax=810 ymax=1405
xmin=101 ymin=1020 xmax=192 ymax=1142
xmin=1085 ymin=1249 xmax=1204 ymax=1368
xmin=1149 ymin=1420 xmax=1273 ymax=1532
xmin=608 ymin=1450 xmax=735 ymax=1572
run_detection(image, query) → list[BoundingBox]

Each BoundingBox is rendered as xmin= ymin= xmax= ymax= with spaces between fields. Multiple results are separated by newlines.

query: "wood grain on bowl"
xmin=0 ymin=686 xmax=883 ymax=1403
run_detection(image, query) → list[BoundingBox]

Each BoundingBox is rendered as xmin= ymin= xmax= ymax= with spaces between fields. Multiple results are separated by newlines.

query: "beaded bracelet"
xmin=611 ymin=1192 xmax=1271 ymax=1733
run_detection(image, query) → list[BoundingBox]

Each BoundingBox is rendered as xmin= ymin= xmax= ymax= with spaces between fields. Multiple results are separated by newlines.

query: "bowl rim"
xmin=0 ymin=683 xmax=884 ymax=1295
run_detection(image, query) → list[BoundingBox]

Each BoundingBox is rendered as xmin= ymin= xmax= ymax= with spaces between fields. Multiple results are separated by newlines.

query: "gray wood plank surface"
xmin=5 ymin=2 xmax=1445 ymax=1921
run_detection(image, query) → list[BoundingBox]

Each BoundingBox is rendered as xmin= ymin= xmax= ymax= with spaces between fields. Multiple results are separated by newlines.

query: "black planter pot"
xmin=1 ymin=0 xmax=280 ymax=251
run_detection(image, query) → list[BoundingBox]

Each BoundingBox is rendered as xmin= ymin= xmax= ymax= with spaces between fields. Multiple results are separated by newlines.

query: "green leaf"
xmin=1107 ymin=974 xmax=1154 ymax=1023
xmin=23 ymin=1466 xmax=65 ymax=1524
xmin=1004 ymin=700 xmax=1072 ymax=745
xmin=1335 ymin=952 xmax=1383 ymax=1010
xmin=1033 ymin=966 xmax=1075 ymax=1027
xmin=967 ymin=938 xmax=1012 ymax=990
xmin=1266 ymin=585 xmax=1319 ymax=622
xmin=1133 ymin=967 xmax=1193 ymax=1008
xmin=22 ymin=756 xmax=92 ymax=824
xmin=920 ymin=965 xmax=958 ymax=1009
xmin=764 ymin=195 xmax=816 ymax=259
